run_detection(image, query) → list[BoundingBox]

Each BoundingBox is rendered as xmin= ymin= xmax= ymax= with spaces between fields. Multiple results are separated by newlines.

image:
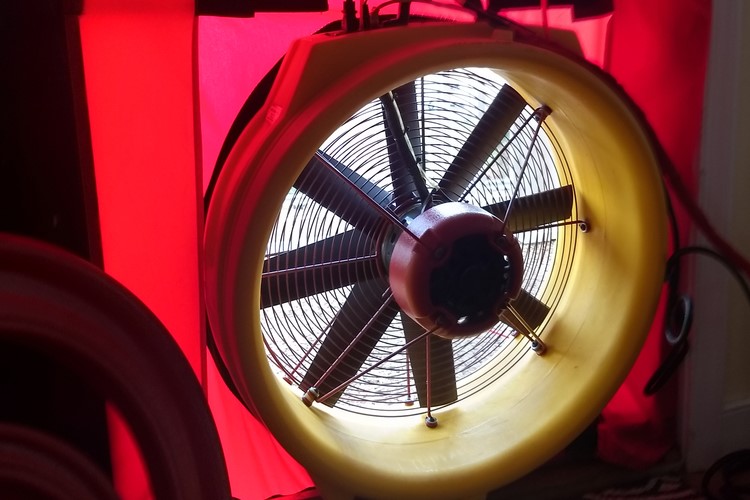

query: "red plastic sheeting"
xmin=82 ymin=1 xmax=710 ymax=498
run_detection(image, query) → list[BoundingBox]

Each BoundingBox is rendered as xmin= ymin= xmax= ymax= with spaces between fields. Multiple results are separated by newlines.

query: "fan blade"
xmin=300 ymin=278 xmax=399 ymax=406
xmin=295 ymin=151 xmax=392 ymax=231
xmin=383 ymin=82 xmax=427 ymax=205
xmin=438 ymin=84 xmax=527 ymax=201
xmin=394 ymin=81 xmax=422 ymax=161
xmin=402 ymin=313 xmax=457 ymax=407
xmin=261 ymin=229 xmax=378 ymax=308
xmin=483 ymin=185 xmax=574 ymax=232
xmin=499 ymin=289 xmax=550 ymax=332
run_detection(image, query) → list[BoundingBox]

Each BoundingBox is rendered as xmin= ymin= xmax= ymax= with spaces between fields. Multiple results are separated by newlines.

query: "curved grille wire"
xmin=260 ymin=68 xmax=578 ymax=417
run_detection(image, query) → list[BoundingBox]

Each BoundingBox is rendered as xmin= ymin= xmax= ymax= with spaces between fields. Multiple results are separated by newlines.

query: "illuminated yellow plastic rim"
xmin=204 ymin=21 xmax=666 ymax=500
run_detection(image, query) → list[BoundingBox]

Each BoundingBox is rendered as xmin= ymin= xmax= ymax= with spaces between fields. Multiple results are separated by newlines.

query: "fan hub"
xmin=388 ymin=202 xmax=523 ymax=339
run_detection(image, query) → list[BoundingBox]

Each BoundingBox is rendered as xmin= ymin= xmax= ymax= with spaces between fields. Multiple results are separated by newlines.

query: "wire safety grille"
xmin=259 ymin=67 xmax=579 ymax=417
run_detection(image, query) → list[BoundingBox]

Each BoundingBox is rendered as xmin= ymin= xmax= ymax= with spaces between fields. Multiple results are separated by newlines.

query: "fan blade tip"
xmin=500 ymin=289 xmax=550 ymax=331
xmin=438 ymin=84 xmax=529 ymax=201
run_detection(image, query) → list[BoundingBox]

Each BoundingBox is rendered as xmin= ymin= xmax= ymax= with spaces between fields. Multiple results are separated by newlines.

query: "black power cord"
xmin=645 ymin=245 xmax=750 ymax=396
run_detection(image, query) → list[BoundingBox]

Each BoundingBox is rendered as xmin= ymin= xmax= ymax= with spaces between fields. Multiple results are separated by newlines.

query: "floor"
xmin=488 ymin=451 xmax=694 ymax=499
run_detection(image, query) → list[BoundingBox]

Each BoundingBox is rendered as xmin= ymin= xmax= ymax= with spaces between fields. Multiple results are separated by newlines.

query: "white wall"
xmin=682 ymin=0 xmax=750 ymax=471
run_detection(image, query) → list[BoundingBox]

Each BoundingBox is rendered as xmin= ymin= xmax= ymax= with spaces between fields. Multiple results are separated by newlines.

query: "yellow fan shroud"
xmin=204 ymin=20 xmax=666 ymax=500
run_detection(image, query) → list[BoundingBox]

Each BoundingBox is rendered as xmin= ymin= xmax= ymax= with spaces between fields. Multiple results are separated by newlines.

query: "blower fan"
xmin=205 ymin=13 xmax=666 ymax=500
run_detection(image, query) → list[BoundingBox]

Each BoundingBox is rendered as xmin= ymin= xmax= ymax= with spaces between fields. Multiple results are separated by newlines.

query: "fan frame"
xmin=204 ymin=21 xmax=666 ymax=500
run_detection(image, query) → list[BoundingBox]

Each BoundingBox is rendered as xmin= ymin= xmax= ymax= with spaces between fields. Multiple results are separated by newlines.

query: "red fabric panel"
xmin=501 ymin=6 xmax=612 ymax=68
xmin=598 ymin=0 xmax=710 ymax=468
xmin=198 ymin=11 xmax=343 ymax=190
xmin=80 ymin=0 xmax=204 ymax=378
xmin=207 ymin=357 xmax=313 ymax=499
xmin=80 ymin=2 xmax=203 ymax=498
